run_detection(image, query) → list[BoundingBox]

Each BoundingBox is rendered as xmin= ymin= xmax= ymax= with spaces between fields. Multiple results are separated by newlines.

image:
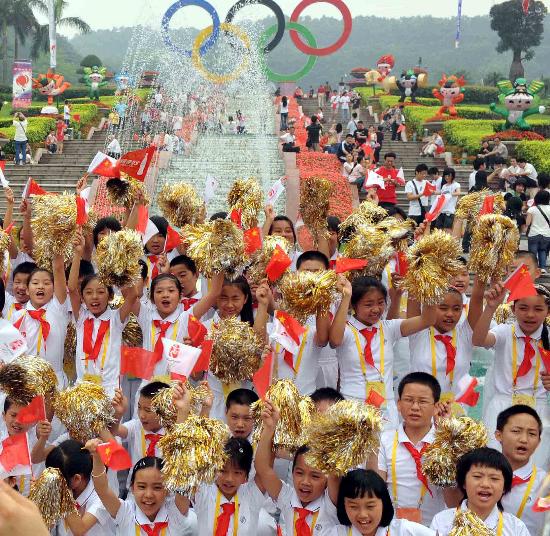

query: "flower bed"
xmin=483 ymin=130 xmax=545 ymax=142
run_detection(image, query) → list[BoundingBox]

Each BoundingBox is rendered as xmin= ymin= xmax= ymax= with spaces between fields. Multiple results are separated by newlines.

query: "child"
xmin=327 ymin=216 xmax=341 ymax=270
xmin=263 ymin=206 xmax=300 ymax=269
xmin=472 ymin=282 xmax=550 ymax=468
xmin=434 ymin=167 xmax=460 ymax=233
xmin=330 ymin=277 xmax=437 ymax=429
xmin=225 ymin=388 xmax=259 ymax=439
xmin=495 ymin=405 xmax=546 ymax=535
xmin=430 ymin=448 xmax=529 ymax=535
xmin=310 ymin=387 xmax=345 ymax=414
xmin=329 ymin=469 xmax=435 ymax=535
xmin=450 ymin=257 xmax=470 ymax=320
xmin=2 ymin=261 xmax=35 ymax=321
xmin=404 ymin=164 xmax=430 ymax=225
xmin=47 ymin=439 xmax=113 ymax=535
xmin=169 ymin=255 xmax=201 ymax=309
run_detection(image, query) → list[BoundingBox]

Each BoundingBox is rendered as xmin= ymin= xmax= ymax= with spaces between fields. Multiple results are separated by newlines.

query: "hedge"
xmin=0 ymin=117 xmax=57 ymax=152
xmin=69 ymin=104 xmax=98 ymax=130
xmin=516 ymin=140 xmax=550 ymax=174
xmin=378 ymin=95 xmax=440 ymax=108
xmin=401 ymin=85 xmax=500 ymax=104
xmin=443 ymin=120 xmax=500 ymax=154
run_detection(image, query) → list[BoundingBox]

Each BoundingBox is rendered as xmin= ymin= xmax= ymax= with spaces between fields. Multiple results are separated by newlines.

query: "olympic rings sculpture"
xmin=161 ymin=0 xmax=352 ymax=82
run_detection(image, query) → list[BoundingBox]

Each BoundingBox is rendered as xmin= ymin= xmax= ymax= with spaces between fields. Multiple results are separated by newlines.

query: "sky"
xmin=41 ymin=0 xmax=512 ymax=37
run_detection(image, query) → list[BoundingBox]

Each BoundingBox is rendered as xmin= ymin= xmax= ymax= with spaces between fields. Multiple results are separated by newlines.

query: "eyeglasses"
xmin=399 ymin=398 xmax=434 ymax=408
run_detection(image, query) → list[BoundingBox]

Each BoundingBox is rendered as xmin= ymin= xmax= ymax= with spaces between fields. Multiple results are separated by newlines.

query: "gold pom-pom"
xmin=468 ymin=214 xmax=519 ymax=283
xmin=341 ymin=225 xmax=395 ymax=277
xmin=278 ymin=270 xmax=340 ymax=322
xmin=157 ymin=182 xmax=205 ymax=228
xmin=303 ymin=400 xmax=383 ymax=476
xmin=448 ymin=509 xmax=495 ymax=536
xmin=95 ymin=228 xmax=143 ymax=288
xmin=53 ymin=382 xmax=116 ymax=443
xmin=339 ymin=201 xmax=388 ymax=243
xmin=110 ymin=296 xmax=143 ymax=346
xmin=494 ymin=303 xmax=514 ymax=324
xmin=182 ymin=219 xmax=246 ymax=280
xmin=63 ymin=322 xmax=77 ymax=383
xmin=227 ymin=178 xmax=264 ymax=229
xmin=400 ymin=230 xmax=463 ymax=305
xmin=422 ymin=417 xmax=488 ymax=487
xmin=299 ymin=177 xmax=333 ymax=241
xmin=252 ymin=380 xmax=314 ymax=452
xmin=209 ymin=317 xmax=263 ymax=384
xmin=0 ymin=354 xmax=58 ymax=405
xmin=375 ymin=217 xmax=416 ymax=241
xmin=106 ymin=176 xmax=150 ymax=209
xmin=455 ymin=189 xmax=505 ymax=223
xmin=29 ymin=467 xmax=77 ymax=528
xmin=0 ymin=227 xmax=11 ymax=258
xmin=246 ymin=235 xmax=291 ymax=285
xmin=159 ymin=415 xmax=230 ymax=495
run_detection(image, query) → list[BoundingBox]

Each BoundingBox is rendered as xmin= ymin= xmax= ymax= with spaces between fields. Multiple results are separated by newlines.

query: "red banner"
xmin=118 ymin=146 xmax=155 ymax=182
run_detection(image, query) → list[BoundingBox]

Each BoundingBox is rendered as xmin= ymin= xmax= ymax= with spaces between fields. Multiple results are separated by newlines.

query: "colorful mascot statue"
xmin=32 ymin=69 xmax=71 ymax=109
xmin=114 ymin=72 xmax=133 ymax=94
xmin=384 ymin=68 xmax=428 ymax=103
xmin=83 ymin=65 xmax=108 ymax=101
xmin=365 ymin=54 xmax=395 ymax=86
xmin=433 ymin=74 xmax=466 ymax=117
xmin=490 ymin=78 xmax=546 ymax=130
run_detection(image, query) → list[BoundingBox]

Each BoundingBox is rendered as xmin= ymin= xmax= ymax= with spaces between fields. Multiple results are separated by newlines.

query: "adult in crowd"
xmin=391 ymin=105 xmax=405 ymax=141
xmin=484 ymin=136 xmax=508 ymax=168
xmin=12 ymin=112 xmax=28 ymax=166
xmin=346 ymin=112 xmax=358 ymax=135
xmin=280 ymin=126 xmax=299 ymax=153
xmin=336 ymin=133 xmax=356 ymax=163
xmin=279 ymin=96 xmax=289 ymax=131
xmin=420 ymin=132 xmax=445 ymax=157
xmin=305 ymin=114 xmax=322 ymax=152
xmin=375 ymin=152 xmax=401 ymax=209
xmin=106 ymin=135 xmax=121 ymax=159
xmin=45 ymin=131 xmax=58 ymax=154
xmin=509 ymin=157 xmax=538 ymax=189
xmin=526 ymin=190 xmax=550 ymax=272
xmin=317 ymin=83 xmax=326 ymax=107
xmin=339 ymin=91 xmax=351 ymax=122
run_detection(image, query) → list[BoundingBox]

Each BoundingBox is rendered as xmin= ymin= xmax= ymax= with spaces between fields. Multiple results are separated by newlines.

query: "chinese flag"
xmin=523 ymin=0 xmax=530 ymax=14
xmin=119 ymin=146 xmax=155 ymax=182
xmin=120 ymin=346 xmax=156 ymax=380
xmin=539 ymin=344 xmax=550 ymax=372
xmin=479 ymin=195 xmax=495 ymax=216
xmin=274 ymin=310 xmax=306 ymax=344
xmin=253 ymin=351 xmax=273 ymax=399
xmin=192 ymin=339 xmax=213 ymax=374
xmin=230 ymin=209 xmax=242 ymax=228
xmin=335 ymin=257 xmax=368 ymax=274
xmin=366 ymin=388 xmax=385 ymax=408
xmin=422 ymin=182 xmax=436 ymax=197
xmin=244 ymin=227 xmax=262 ymax=255
xmin=265 ymin=245 xmax=292 ymax=281
xmin=76 ymin=196 xmax=88 ymax=225
xmin=135 ymin=205 xmax=149 ymax=235
xmin=455 ymin=376 xmax=480 ymax=407
xmin=92 ymin=157 xmax=120 ymax=178
xmin=16 ymin=396 xmax=46 ymax=425
xmin=503 ymin=263 xmax=537 ymax=302
xmin=165 ymin=225 xmax=182 ymax=251
xmin=188 ymin=315 xmax=207 ymax=347
xmin=0 ymin=161 xmax=5 ymax=171
xmin=96 ymin=439 xmax=132 ymax=471
xmin=395 ymin=251 xmax=409 ymax=276
xmin=0 ymin=433 xmax=30 ymax=472
xmin=22 ymin=177 xmax=49 ymax=199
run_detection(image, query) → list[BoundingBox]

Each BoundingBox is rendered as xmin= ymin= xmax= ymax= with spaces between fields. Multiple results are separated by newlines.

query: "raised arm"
xmin=19 ymin=199 xmax=33 ymax=256
xmin=119 ymin=284 xmax=139 ymax=323
xmin=191 ymin=272 xmax=224 ymax=320
xmin=466 ymin=276 xmax=485 ymax=330
xmin=262 ymin=204 xmax=275 ymax=239
xmin=3 ymin=188 xmax=17 ymax=259
xmin=400 ymin=304 xmax=437 ymax=337
xmin=329 ymin=276 xmax=351 ymax=348
xmin=253 ymin=280 xmax=272 ymax=343
xmin=68 ymin=229 xmax=85 ymax=320
xmin=472 ymin=282 xmax=506 ymax=348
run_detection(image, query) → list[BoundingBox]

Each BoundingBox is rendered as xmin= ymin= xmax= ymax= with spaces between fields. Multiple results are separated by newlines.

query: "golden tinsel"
xmin=251 ymin=380 xmax=314 ymax=452
xmin=455 ymin=189 xmax=505 ymax=223
xmin=159 ymin=415 xmax=230 ymax=495
xmin=53 ymin=382 xmax=116 ymax=443
xmin=63 ymin=322 xmax=77 ymax=383
xmin=106 ymin=176 xmax=150 ymax=209
xmin=278 ymin=270 xmax=340 ymax=322
xmin=0 ymin=354 xmax=58 ymax=405
xmin=208 ymin=317 xmax=263 ymax=384
xmin=227 ymin=178 xmax=264 ymax=230
xmin=95 ymin=228 xmax=143 ymax=288
xmin=29 ymin=467 xmax=77 ymax=528
xmin=246 ymin=235 xmax=291 ymax=285
xmin=400 ymin=230 xmax=463 ymax=305
xmin=109 ymin=296 xmax=143 ymax=346
xmin=0 ymin=228 xmax=11 ymax=258
xmin=494 ymin=302 xmax=514 ymax=324
xmin=303 ymin=400 xmax=382 ymax=476
xmin=375 ymin=217 xmax=417 ymax=241
xmin=182 ymin=219 xmax=246 ymax=280
xmin=341 ymin=225 xmax=395 ymax=278
xmin=299 ymin=177 xmax=333 ymax=241
xmin=448 ymin=509 xmax=495 ymax=536
xmin=339 ymin=201 xmax=388 ymax=244
xmin=422 ymin=417 xmax=488 ymax=487
xmin=468 ymin=214 xmax=519 ymax=283
xmin=157 ymin=182 xmax=205 ymax=228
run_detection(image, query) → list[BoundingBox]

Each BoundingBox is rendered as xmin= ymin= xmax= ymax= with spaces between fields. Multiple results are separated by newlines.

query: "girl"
xmin=430 ymin=448 xmax=530 ymax=535
xmin=84 ymin=445 xmax=196 ymax=535
xmin=434 ymin=167 xmax=461 ymax=232
xmin=329 ymin=276 xmax=437 ymax=429
xmin=329 ymin=469 xmax=434 ymax=536
xmin=69 ymin=231 xmax=138 ymax=396
xmin=47 ymin=439 xmax=113 ymax=535
xmin=143 ymin=215 xmax=170 ymax=281
xmin=472 ymin=282 xmax=550 ymax=468
xmin=279 ymin=96 xmax=289 ymax=131
xmin=263 ymin=206 xmax=301 ymax=270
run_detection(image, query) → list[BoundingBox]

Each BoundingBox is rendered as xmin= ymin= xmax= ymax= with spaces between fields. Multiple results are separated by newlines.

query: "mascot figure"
xmin=114 ymin=72 xmax=133 ymax=94
xmin=490 ymin=78 xmax=546 ymax=130
xmin=433 ymin=74 xmax=466 ymax=117
xmin=32 ymin=69 xmax=71 ymax=105
xmin=384 ymin=68 xmax=428 ymax=103
xmin=365 ymin=54 xmax=395 ymax=86
xmin=83 ymin=65 xmax=108 ymax=101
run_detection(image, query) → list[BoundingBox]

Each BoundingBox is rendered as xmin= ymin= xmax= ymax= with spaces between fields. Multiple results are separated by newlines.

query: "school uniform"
xmin=457 ymin=294 xmax=470 ymax=325
xmin=124 ymin=418 xmax=165 ymax=466
xmin=181 ymin=291 xmax=202 ymax=312
xmin=378 ymin=424 xmax=446 ymax=527
xmin=5 ymin=251 xmax=34 ymax=295
xmin=336 ymin=316 xmax=403 ymax=429
xmin=2 ymin=292 xmax=26 ymax=322
xmin=114 ymin=496 xmax=197 ymax=535
xmin=75 ymin=307 xmax=128 ymax=397
xmin=195 ymin=481 xmax=265 ymax=536
xmin=501 ymin=462 xmax=546 ymax=536
xmin=326 ymin=520 xmax=435 ymax=536
xmin=430 ymin=501 xmax=530 ymax=535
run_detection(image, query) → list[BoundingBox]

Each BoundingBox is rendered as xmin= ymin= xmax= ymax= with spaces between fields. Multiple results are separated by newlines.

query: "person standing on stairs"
xmin=279 ymin=96 xmax=289 ymax=131
xmin=405 ymin=163 xmax=431 ymax=225
xmin=374 ymin=152 xmax=404 ymax=210
xmin=12 ymin=112 xmax=28 ymax=166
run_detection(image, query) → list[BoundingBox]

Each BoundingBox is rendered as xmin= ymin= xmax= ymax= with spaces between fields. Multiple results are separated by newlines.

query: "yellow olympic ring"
xmin=192 ymin=23 xmax=250 ymax=84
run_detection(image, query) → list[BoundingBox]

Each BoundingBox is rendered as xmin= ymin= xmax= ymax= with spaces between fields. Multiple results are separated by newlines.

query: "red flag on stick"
xmin=120 ymin=346 xmax=156 ymax=380
xmin=16 ymin=396 xmax=46 ymax=425
xmin=503 ymin=264 xmax=537 ymax=302
xmin=253 ymin=351 xmax=273 ymax=399
xmin=97 ymin=439 xmax=132 ymax=470
xmin=335 ymin=258 xmax=368 ymax=274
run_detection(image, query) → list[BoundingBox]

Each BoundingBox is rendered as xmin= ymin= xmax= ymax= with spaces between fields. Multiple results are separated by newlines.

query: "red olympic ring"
xmin=289 ymin=0 xmax=352 ymax=57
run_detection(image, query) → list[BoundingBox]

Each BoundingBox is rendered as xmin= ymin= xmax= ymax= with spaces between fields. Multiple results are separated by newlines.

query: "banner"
xmin=118 ymin=146 xmax=156 ymax=181
xmin=12 ymin=61 xmax=32 ymax=109
xmin=455 ymin=0 xmax=463 ymax=48
xmin=48 ymin=0 xmax=57 ymax=69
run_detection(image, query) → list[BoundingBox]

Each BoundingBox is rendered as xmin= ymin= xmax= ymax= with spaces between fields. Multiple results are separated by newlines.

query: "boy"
xmin=509 ymin=250 xmax=541 ymax=282
xmin=405 ymin=163 xmax=430 ymax=225
xmin=496 ymin=405 xmax=546 ymax=535
xmin=3 ymin=262 xmax=35 ymax=321
xmin=377 ymin=372 xmax=447 ymax=526
xmin=428 ymin=166 xmax=441 ymax=205
xmin=309 ymin=387 xmax=344 ymax=414
xmin=170 ymin=255 xmax=202 ymax=310
xmin=225 ymin=388 xmax=258 ymax=439
xmin=451 ymin=257 xmax=471 ymax=323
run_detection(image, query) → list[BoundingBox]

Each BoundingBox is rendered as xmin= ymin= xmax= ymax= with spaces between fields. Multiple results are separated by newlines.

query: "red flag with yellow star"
xmin=96 ymin=439 xmax=132 ymax=470
xmin=265 ymin=245 xmax=292 ymax=281
xmin=244 ymin=227 xmax=262 ymax=255
xmin=504 ymin=263 xmax=537 ymax=302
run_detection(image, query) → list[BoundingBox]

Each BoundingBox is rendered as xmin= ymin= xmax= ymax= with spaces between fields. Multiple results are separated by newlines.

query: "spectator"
xmin=154 ymin=88 xmax=163 ymax=107
xmin=45 ymin=131 xmax=58 ymax=154
xmin=374 ymin=125 xmax=384 ymax=163
xmin=55 ymin=119 xmax=65 ymax=155
xmin=279 ymin=96 xmax=289 ymax=131
xmin=330 ymin=91 xmax=340 ymax=115
xmin=12 ymin=112 xmax=28 ymax=166
xmin=405 ymin=163 xmax=430 ymax=224
xmin=343 ymin=154 xmax=366 ymax=192
xmin=391 ymin=105 xmax=405 ymax=141
xmin=63 ymin=99 xmax=71 ymax=126
xmin=515 ymin=157 xmax=538 ymax=188
xmin=354 ymin=121 xmax=368 ymax=146
xmin=468 ymin=157 xmax=486 ymax=190
xmin=280 ymin=126 xmax=299 ymax=153
xmin=308 ymin=86 xmax=314 ymax=99
xmin=305 ymin=114 xmax=322 ymax=152
xmin=294 ymin=86 xmax=303 ymax=101
xmin=317 ymin=83 xmax=326 ymax=107
xmin=336 ymin=133 xmax=355 ymax=163
xmin=504 ymin=178 xmax=528 ymax=213
xmin=538 ymin=172 xmax=550 ymax=193
xmin=106 ymin=135 xmax=121 ymax=159
xmin=526 ymin=190 xmax=550 ymax=272
xmin=324 ymin=81 xmax=331 ymax=103
xmin=347 ymin=112 xmax=358 ymax=135
xmin=477 ymin=140 xmax=491 ymax=159
xmin=484 ymin=136 xmax=508 ymax=168
xmin=374 ymin=152 xmax=401 ymax=209
xmin=236 ymin=111 xmax=246 ymax=134
xmin=140 ymin=109 xmax=150 ymax=134
xmin=420 ymin=132 xmax=445 ymax=157
xmin=339 ymin=91 xmax=351 ymax=121
xmin=108 ymin=110 xmax=120 ymax=130
xmin=114 ymin=100 xmax=128 ymax=129
xmin=316 ymin=108 xmax=324 ymax=123
xmin=434 ymin=167 xmax=460 ymax=232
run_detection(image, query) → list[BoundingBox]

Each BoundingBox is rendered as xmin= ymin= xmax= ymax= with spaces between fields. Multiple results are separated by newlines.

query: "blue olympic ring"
xmin=161 ymin=0 xmax=220 ymax=57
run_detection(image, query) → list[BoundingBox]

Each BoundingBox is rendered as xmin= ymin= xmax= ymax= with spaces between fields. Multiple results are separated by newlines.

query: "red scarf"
xmin=402 ymin=442 xmax=432 ymax=497
xmin=140 ymin=522 xmax=168 ymax=536
xmin=153 ymin=320 xmax=172 ymax=361
xmin=144 ymin=433 xmax=163 ymax=457
xmin=359 ymin=327 xmax=378 ymax=368
xmin=21 ymin=309 xmax=50 ymax=342
xmin=215 ymin=502 xmax=235 ymax=536
xmin=148 ymin=255 xmax=160 ymax=280
xmin=181 ymin=297 xmax=199 ymax=311
xmin=516 ymin=336 xmax=536 ymax=379
xmin=294 ymin=507 xmax=314 ymax=536
xmin=83 ymin=318 xmax=110 ymax=361
xmin=434 ymin=334 xmax=456 ymax=375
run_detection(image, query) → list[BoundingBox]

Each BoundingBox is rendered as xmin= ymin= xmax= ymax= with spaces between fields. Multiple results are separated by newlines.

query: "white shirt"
xmin=195 ymin=482 xmax=265 ymax=536
xmin=405 ymin=180 xmax=430 ymax=216
xmin=378 ymin=424 xmax=446 ymax=526
xmin=527 ymin=205 xmax=550 ymax=237
xmin=280 ymin=102 xmax=289 ymax=114
xmin=327 ymin=520 xmax=435 ymax=536
xmin=114 ymin=496 xmax=196 ymax=535
xmin=430 ymin=501 xmax=530 ymax=535
xmin=280 ymin=133 xmax=296 ymax=144
xmin=106 ymin=139 xmax=121 ymax=154
xmin=501 ymin=463 xmax=546 ymax=536
xmin=468 ymin=170 xmax=477 ymax=191
xmin=520 ymin=163 xmax=538 ymax=181
xmin=347 ymin=120 xmax=358 ymax=135
xmin=440 ymin=182 xmax=461 ymax=213
xmin=123 ymin=418 xmax=165 ymax=467
xmin=13 ymin=119 xmax=28 ymax=141
xmin=63 ymin=105 xmax=70 ymax=120
xmin=340 ymin=96 xmax=350 ymax=110
xmin=2 ymin=292 xmax=26 ymax=322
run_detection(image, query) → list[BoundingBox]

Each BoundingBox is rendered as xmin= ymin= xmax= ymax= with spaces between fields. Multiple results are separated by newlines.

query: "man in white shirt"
xmin=347 ymin=112 xmax=358 ymax=135
xmin=469 ymin=157 xmax=487 ymax=190
xmin=339 ymin=91 xmax=351 ymax=121
xmin=280 ymin=126 xmax=299 ymax=153
xmin=405 ymin=163 xmax=430 ymax=224
xmin=515 ymin=157 xmax=538 ymax=188
xmin=106 ymin=136 xmax=121 ymax=159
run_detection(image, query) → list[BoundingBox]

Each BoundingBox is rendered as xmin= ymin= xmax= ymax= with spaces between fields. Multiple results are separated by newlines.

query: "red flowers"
xmin=483 ymin=130 xmax=545 ymax=142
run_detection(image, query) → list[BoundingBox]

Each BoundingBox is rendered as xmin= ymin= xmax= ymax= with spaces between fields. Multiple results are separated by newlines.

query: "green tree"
xmin=490 ymin=0 xmax=547 ymax=80
xmin=80 ymin=54 xmax=102 ymax=67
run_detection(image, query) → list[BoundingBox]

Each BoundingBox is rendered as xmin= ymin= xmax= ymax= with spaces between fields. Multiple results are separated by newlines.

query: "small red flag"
xmin=335 ymin=257 xmax=368 ymax=274
xmin=230 ymin=209 xmax=242 ymax=228
xmin=274 ymin=310 xmax=306 ymax=345
xmin=96 ymin=439 xmax=132 ymax=470
xmin=425 ymin=193 xmax=451 ymax=223
xmin=366 ymin=388 xmax=385 ymax=408
xmin=265 ymin=245 xmax=292 ymax=281
xmin=422 ymin=182 xmax=437 ymax=197
xmin=192 ymin=339 xmax=213 ymax=374
xmin=22 ymin=177 xmax=49 ymax=199
xmin=188 ymin=315 xmax=207 ymax=347
xmin=4 ymin=222 xmax=14 ymax=235
xmin=164 ymin=225 xmax=182 ymax=251
xmin=92 ymin=157 xmax=120 ymax=178
xmin=253 ymin=351 xmax=273 ymax=399
xmin=135 ymin=205 xmax=149 ymax=235
xmin=16 ymin=396 xmax=46 ymax=425
xmin=0 ymin=433 xmax=31 ymax=472
xmin=539 ymin=344 xmax=550 ymax=372
xmin=523 ymin=0 xmax=530 ymax=14
xmin=0 ymin=161 xmax=5 ymax=171
xmin=479 ymin=195 xmax=495 ymax=216
xmin=244 ymin=227 xmax=262 ymax=255
xmin=395 ymin=251 xmax=409 ymax=277
xmin=75 ymin=196 xmax=88 ymax=225
xmin=120 ymin=346 xmax=156 ymax=380
xmin=455 ymin=375 xmax=480 ymax=407
xmin=503 ymin=263 xmax=537 ymax=302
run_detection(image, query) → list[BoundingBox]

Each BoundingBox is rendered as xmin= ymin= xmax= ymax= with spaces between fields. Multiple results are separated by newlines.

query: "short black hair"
xmin=225 ymin=388 xmax=259 ymax=410
xmin=292 ymin=445 xmax=309 ymax=472
xmin=457 ymin=256 xmax=468 ymax=266
xmin=398 ymin=372 xmax=441 ymax=402
xmin=268 ymin=215 xmax=297 ymax=244
xmin=170 ymin=254 xmax=197 ymax=275
xmin=384 ymin=152 xmax=397 ymax=160
xmin=351 ymin=276 xmax=387 ymax=309
xmin=140 ymin=381 xmax=170 ymax=399
xmin=210 ymin=211 xmax=228 ymax=221
xmin=473 ymin=157 xmax=486 ymax=171
xmin=296 ymin=250 xmax=329 ymax=270
xmin=131 ymin=456 xmax=164 ymax=486
xmin=415 ymin=163 xmax=429 ymax=174
xmin=336 ymin=469 xmax=394 ymax=527
xmin=534 ymin=190 xmax=550 ymax=206
xmin=537 ymin=172 xmax=550 ymax=190
xmin=428 ymin=167 xmax=439 ymax=176
xmin=515 ymin=250 xmax=538 ymax=268
xmin=150 ymin=273 xmax=182 ymax=297
xmin=224 ymin=437 xmax=253 ymax=476
xmin=93 ymin=217 xmax=122 ymax=247
xmin=80 ymin=274 xmax=114 ymax=299
xmin=149 ymin=215 xmax=168 ymax=238
xmin=327 ymin=216 xmax=341 ymax=234
xmin=46 ymin=439 xmax=92 ymax=483
xmin=138 ymin=259 xmax=148 ymax=280
xmin=517 ymin=157 xmax=527 ymax=164
xmin=12 ymin=261 xmax=37 ymax=281
xmin=310 ymin=387 xmax=345 ymax=404
xmin=384 ymin=205 xmax=407 ymax=220
xmin=496 ymin=404 xmax=542 ymax=436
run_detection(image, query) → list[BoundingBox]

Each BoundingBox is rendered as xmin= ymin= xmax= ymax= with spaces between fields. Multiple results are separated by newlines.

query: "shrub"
xmin=0 ymin=117 xmax=57 ymax=152
xmin=443 ymin=120 xmax=500 ymax=154
xmin=69 ymin=104 xmax=98 ymax=129
xmin=405 ymin=85 xmax=500 ymax=104
xmin=516 ymin=140 xmax=550 ymax=173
